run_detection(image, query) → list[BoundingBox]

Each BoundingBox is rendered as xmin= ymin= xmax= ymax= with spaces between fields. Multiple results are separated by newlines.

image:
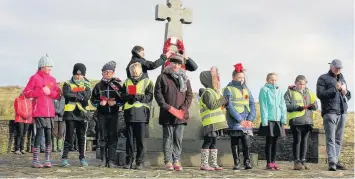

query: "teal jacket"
xmin=259 ymin=83 xmax=287 ymax=126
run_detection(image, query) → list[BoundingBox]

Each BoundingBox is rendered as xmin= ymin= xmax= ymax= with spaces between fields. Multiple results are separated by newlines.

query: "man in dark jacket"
xmin=61 ymin=63 xmax=92 ymax=167
xmin=122 ymin=62 xmax=154 ymax=170
xmin=91 ymin=63 xmax=124 ymax=168
xmin=154 ymin=54 xmax=193 ymax=171
xmin=126 ymin=46 xmax=198 ymax=79
xmin=126 ymin=46 xmax=171 ymax=79
xmin=316 ymin=59 xmax=351 ymax=171
xmin=52 ymin=88 xmax=65 ymax=152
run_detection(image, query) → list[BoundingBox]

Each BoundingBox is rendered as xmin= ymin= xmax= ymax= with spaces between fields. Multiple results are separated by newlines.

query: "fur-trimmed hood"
xmin=199 ymin=66 xmax=220 ymax=92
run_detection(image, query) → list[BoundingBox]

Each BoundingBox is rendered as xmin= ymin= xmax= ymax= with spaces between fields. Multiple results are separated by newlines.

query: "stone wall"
xmin=0 ymin=120 xmax=14 ymax=154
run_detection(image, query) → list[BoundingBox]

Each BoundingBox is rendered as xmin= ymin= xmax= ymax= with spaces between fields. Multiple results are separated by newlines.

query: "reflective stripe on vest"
xmin=64 ymin=81 xmax=90 ymax=113
xmin=287 ymin=89 xmax=317 ymax=120
xmin=123 ymin=78 xmax=152 ymax=110
xmin=223 ymin=86 xmax=250 ymax=113
xmin=199 ymin=89 xmax=226 ymax=127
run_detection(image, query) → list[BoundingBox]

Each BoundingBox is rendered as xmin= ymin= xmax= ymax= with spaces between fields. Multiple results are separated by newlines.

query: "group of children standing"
xmin=17 ymin=43 xmax=318 ymax=171
xmin=198 ymin=63 xmax=318 ymax=171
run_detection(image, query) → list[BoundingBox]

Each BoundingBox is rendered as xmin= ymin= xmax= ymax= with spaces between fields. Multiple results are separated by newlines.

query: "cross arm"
xmin=155 ymin=4 xmax=170 ymax=21
xmin=181 ymin=8 xmax=192 ymax=24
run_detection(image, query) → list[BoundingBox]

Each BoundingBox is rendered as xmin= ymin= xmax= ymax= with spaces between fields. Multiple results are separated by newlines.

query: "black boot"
xmin=244 ymin=159 xmax=252 ymax=170
xmin=99 ymin=147 xmax=107 ymax=167
xmin=243 ymin=148 xmax=252 ymax=170
xmin=231 ymin=146 xmax=240 ymax=170
xmin=123 ymin=156 xmax=133 ymax=169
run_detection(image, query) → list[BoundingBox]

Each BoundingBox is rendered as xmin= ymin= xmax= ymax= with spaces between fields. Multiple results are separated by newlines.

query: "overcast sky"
xmin=0 ymin=0 xmax=353 ymax=110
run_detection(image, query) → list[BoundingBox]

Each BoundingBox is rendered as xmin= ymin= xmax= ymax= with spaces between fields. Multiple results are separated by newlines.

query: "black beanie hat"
xmin=73 ymin=63 xmax=86 ymax=76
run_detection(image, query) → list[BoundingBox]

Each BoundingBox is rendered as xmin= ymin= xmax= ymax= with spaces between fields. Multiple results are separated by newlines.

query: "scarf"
xmin=164 ymin=66 xmax=188 ymax=92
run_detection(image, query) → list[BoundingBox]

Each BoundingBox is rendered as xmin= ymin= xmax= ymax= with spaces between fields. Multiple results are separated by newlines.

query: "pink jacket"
xmin=23 ymin=71 xmax=60 ymax=118
xmin=14 ymin=95 xmax=33 ymax=124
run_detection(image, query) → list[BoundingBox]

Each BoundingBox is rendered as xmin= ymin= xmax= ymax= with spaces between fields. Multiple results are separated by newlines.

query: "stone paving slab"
xmin=0 ymin=153 xmax=353 ymax=178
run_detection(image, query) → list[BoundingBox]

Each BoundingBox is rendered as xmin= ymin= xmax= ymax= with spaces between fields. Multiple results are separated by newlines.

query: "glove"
xmin=134 ymin=94 xmax=143 ymax=102
xmin=296 ymin=106 xmax=304 ymax=111
xmin=308 ymin=103 xmax=316 ymax=110
xmin=223 ymin=96 xmax=229 ymax=106
xmin=127 ymin=95 xmax=137 ymax=104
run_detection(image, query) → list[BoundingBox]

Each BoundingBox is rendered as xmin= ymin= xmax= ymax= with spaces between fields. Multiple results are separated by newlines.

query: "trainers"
xmin=61 ymin=159 xmax=70 ymax=167
xmin=80 ymin=159 xmax=88 ymax=167
xmin=32 ymin=162 xmax=43 ymax=168
xmin=294 ymin=161 xmax=303 ymax=170
xmin=20 ymin=150 xmax=26 ymax=154
xmin=336 ymin=162 xmax=347 ymax=170
xmin=43 ymin=161 xmax=52 ymax=168
xmin=14 ymin=150 xmax=22 ymax=155
xmin=173 ymin=161 xmax=183 ymax=171
xmin=135 ymin=163 xmax=143 ymax=170
xmin=266 ymin=163 xmax=275 ymax=170
xmin=273 ymin=162 xmax=280 ymax=170
xmin=165 ymin=162 xmax=174 ymax=171
xmin=301 ymin=161 xmax=310 ymax=170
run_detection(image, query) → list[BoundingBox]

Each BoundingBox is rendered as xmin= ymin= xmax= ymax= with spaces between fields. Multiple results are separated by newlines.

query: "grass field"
xmin=1 ymin=84 xmax=353 ymax=143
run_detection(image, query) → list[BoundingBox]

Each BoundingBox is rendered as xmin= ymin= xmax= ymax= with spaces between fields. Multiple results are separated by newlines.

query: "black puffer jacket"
xmin=91 ymin=78 xmax=124 ymax=115
xmin=126 ymin=53 xmax=168 ymax=79
xmin=62 ymin=78 xmax=92 ymax=121
xmin=316 ymin=70 xmax=351 ymax=116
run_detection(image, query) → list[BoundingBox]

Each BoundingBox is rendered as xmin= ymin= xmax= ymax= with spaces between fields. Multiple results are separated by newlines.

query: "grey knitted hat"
xmin=38 ymin=54 xmax=53 ymax=68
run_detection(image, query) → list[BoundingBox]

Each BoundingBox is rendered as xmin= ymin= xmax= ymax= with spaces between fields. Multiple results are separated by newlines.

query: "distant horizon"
xmin=0 ymin=0 xmax=353 ymax=111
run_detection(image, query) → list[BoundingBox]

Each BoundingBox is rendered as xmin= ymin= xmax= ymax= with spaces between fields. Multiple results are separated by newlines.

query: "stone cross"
xmin=155 ymin=0 xmax=192 ymax=43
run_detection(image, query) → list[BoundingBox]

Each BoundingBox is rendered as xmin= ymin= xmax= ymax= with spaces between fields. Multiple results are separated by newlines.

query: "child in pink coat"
xmin=23 ymin=54 xmax=60 ymax=168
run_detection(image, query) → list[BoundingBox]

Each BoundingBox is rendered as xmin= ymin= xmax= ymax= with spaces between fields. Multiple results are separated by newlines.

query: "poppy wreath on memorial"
xmin=163 ymin=37 xmax=186 ymax=70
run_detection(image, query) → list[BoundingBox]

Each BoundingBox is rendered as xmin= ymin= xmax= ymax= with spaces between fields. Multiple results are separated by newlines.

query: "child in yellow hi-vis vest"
xmin=284 ymin=75 xmax=317 ymax=170
xmin=222 ymin=63 xmax=256 ymax=170
xmin=122 ymin=62 xmax=154 ymax=170
xmin=61 ymin=63 xmax=92 ymax=167
xmin=199 ymin=67 xmax=228 ymax=171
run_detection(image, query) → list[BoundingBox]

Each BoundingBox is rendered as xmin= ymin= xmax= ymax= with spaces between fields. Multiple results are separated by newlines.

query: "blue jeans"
xmin=162 ymin=125 xmax=185 ymax=163
xmin=323 ymin=114 xmax=347 ymax=164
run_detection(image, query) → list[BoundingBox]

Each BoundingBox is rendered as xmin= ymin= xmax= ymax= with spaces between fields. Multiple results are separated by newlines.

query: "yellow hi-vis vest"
xmin=223 ymin=86 xmax=250 ymax=113
xmin=123 ymin=78 xmax=152 ymax=110
xmin=287 ymin=89 xmax=317 ymax=120
xmin=64 ymin=81 xmax=90 ymax=113
xmin=199 ymin=88 xmax=226 ymax=127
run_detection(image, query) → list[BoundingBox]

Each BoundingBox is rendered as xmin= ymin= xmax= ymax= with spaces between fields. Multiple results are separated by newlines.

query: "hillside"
xmin=0 ymin=84 xmax=353 ymax=143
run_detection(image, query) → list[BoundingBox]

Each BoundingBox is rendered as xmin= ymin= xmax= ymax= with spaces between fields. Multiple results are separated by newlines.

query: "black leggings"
xmin=291 ymin=125 xmax=311 ymax=161
xmin=34 ymin=128 xmax=51 ymax=148
xmin=265 ymin=136 xmax=278 ymax=163
xmin=14 ymin=123 xmax=29 ymax=151
xmin=202 ymin=136 xmax=216 ymax=149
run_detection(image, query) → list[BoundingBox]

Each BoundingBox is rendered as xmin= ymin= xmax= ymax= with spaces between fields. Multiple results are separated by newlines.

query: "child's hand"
xmin=100 ymin=100 xmax=107 ymax=106
xmin=43 ymin=86 xmax=50 ymax=95
xmin=108 ymin=100 xmax=116 ymax=106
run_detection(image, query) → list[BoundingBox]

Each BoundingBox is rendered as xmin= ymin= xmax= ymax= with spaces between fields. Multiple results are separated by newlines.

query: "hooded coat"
xmin=199 ymin=69 xmax=228 ymax=136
